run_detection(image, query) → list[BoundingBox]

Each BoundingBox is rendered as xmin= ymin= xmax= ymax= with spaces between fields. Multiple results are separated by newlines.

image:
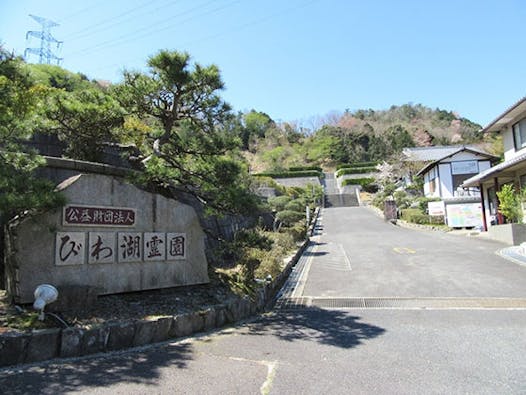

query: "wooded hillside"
xmin=2 ymin=46 xmax=498 ymax=180
xmin=238 ymin=105 xmax=495 ymax=173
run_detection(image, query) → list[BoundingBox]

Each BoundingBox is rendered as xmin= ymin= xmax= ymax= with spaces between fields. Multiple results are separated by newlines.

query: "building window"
xmin=513 ymin=119 xmax=526 ymax=151
xmin=452 ymin=174 xmax=477 ymax=191
xmin=429 ymin=179 xmax=436 ymax=194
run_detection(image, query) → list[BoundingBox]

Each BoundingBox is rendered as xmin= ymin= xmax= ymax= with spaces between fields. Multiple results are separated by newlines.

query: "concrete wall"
xmin=6 ymin=173 xmax=209 ymax=303
xmin=488 ymin=223 xmax=526 ymax=245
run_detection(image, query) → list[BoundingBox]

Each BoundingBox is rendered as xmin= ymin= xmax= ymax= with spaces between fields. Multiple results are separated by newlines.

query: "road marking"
xmin=291 ymin=242 xmax=316 ymax=298
xmin=260 ymin=360 xmax=278 ymax=395
xmin=393 ymin=247 xmax=416 ymax=254
xmin=338 ymin=243 xmax=352 ymax=270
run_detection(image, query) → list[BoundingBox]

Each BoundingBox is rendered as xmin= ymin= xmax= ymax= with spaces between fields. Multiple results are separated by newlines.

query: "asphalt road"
xmin=2 ymin=207 xmax=526 ymax=394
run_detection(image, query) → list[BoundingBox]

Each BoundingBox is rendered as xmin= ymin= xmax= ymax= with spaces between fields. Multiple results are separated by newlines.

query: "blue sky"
xmin=1 ymin=0 xmax=525 ymax=128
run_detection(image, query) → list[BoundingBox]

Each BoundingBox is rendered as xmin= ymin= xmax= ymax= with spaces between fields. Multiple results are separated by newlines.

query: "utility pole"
xmin=24 ymin=14 xmax=63 ymax=65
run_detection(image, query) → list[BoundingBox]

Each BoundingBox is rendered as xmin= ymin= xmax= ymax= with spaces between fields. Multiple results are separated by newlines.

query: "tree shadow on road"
xmin=0 ymin=342 xmax=193 ymax=395
xmin=245 ymin=308 xmax=385 ymax=349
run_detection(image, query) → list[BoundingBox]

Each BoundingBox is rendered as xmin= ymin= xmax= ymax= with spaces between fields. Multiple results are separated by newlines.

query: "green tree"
xmin=43 ymin=87 xmax=125 ymax=162
xmin=115 ymin=50 xmax=258 ymax=214
xmin=496 ymin=184 xmax=525 ymax=223
xmin=27 ymin=63 xmax=91 ymax=91
xmin=240 ymin=110 xmax=274 ymax=150
xmin=0 ymin=47 xmax=65 ymax=222
xmin=385 ymin=124 xmax=414 ymax=153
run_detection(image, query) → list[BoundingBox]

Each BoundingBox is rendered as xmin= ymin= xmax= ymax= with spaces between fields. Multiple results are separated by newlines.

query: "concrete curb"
xmin=0 ymin=237 xmax=312 ymax=368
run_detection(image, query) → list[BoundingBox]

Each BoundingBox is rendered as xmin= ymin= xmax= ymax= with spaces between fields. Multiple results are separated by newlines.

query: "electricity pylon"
xmin=25 ymin=14 xmax=63 ymax=65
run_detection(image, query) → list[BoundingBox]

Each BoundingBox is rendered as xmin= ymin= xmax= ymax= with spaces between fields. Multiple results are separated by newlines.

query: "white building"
xmin=415 ymin=146 xmax=496 ymax=199
xmin=403 ymin=146 xmax=498 ymax=228
xmin=463 ymin=97 xmax=526 ymax=231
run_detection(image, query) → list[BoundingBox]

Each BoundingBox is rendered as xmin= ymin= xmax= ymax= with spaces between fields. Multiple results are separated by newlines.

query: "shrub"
xmin=341 ymin=177 xmax=375 ymax=187
xmin=288 ymin=165 xmax=323 ymax=172
xmin=336 ymin=162 xmax=378 ymax=170
xmin=284 ymin=199 xmax=306 ymax=213
xmin=401 ymin=209 xmax=429 ymax=224
xmin=253 ymin=251 xmax=282 ymax=280
xmin=393 ymin=190 xmax=412 ymax=210
xmin=253 ymin=170 xmax=322 ymax=178
xmin=268 ymin=230 xmax=296 ymax=252
xmin=496 ymin=184 xmax=524 ymax=223
xmin=288 ymin=222 xmax=307 ymax=242
xmin=336 ymin=167 xmax=377 ymax=177
xmin=401 ymin=208 xmax=444 ymax=225
xmin=275 ymin=209 xmax=305 ymax=226
xmin=268 ymin=195 xmax=292 ymax=211
xmin=341 ymin=177 xmax=378 ymax=193
xmin=362 ymin=184 xmax=379 ymax=193
xmin=428 ymin=215 xmax=445 ymax=225
xmin=234 ymin=228 xmax=273 ymax=250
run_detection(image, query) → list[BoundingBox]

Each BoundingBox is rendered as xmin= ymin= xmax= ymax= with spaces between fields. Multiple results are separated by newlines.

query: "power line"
xmin=67 ymin=0 xmax=167 ymax=40
xmin=180 ymin=0 xmax=320 ymax=48
xmin=63 ymin=0 xmax=232 ymax=59
xmin=57 ymin=0 xmax=109 ymax=23
xmin=24 ymin=14 xmax=63 ymax=65
xmin=76 ymin=0 xmax=319 ymax=77
xmin=67 ymin=0 xmax=179 ymax=42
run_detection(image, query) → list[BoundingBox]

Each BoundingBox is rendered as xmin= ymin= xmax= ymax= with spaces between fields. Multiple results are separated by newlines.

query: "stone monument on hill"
xmin=5 ymin=173 xmax=209 ymax=304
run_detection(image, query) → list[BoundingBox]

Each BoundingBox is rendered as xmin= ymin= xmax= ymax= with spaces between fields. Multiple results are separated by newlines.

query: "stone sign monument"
xmin=6 ymin=173 xmax=209 ymax=303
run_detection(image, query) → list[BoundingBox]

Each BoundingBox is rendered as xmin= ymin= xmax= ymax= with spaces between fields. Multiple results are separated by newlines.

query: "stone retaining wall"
xmin=0 ymin=237 xmax=310 ymax=368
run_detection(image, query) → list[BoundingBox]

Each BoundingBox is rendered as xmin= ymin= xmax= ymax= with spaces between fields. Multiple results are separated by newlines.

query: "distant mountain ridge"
xmin=243 ymin=104 xmax=494 ymax=172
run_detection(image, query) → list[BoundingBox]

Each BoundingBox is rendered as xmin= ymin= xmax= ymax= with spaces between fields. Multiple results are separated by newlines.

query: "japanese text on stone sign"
xmin=64 ymin=205 xmax=135 ymax=227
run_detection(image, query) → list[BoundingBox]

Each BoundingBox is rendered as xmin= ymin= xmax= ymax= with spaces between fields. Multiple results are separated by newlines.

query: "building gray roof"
xmin=415 ymin=146 xmax=499 ymax=176
xmin=403 ymin=145 xmax=491 ymax=162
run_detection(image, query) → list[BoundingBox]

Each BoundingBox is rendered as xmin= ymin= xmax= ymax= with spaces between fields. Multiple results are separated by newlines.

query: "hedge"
xmin=336 ymin=162 xmax=378 ymax=170
xmin=288 ymin=165 xmax=323 ymax=172
xmin=253 ymin=170 xmax=323 ymax=178
xmin=342 ymin=177 xmax=374 ymax=186
xmin=336 ymin=167 xmax=377 ymax=177
xmin=341 ymin=177 xmax=373 ymax=185
xmin=342 ymin=178 xmax=378 ymax=193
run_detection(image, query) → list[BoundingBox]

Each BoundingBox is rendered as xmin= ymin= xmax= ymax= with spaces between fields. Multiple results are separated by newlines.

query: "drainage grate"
xmin=277 ymin=297 xmax=526 ymax=310
xmin=278 ymin=297 xmax=310 ymax=310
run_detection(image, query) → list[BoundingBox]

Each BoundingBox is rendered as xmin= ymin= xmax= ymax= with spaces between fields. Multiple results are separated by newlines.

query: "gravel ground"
xmin=0 ymin=282 xmax=239 ymax=332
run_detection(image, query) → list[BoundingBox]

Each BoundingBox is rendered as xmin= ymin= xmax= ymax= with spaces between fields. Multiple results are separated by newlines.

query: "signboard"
xmin=167 ymin=233 xmax=187 ymax=260
xmin=63 ymin=205 xmax=136 ymax=227
xmin=55 ymin=231 xmax=187 ymax=265
xmin=446 ymin=203 xmax=483 ymax=228
xmin=451 ymin=161 xmax=478 ymax=175
xmin=428 ymin=200 xmax=445 ymax=216
xmin=55 ymin=232 xmax=86 ymax=266
xmin=88 ymin=232 xmax=116 ymax=264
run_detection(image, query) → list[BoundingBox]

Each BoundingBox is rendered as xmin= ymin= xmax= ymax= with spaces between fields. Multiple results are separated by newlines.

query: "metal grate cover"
xmin=278 ymin=297 xmax=526 ymax=310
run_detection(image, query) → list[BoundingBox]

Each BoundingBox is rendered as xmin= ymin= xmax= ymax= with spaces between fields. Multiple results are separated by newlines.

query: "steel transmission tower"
xmin=24 ymin=14 xmax=63 ymax=65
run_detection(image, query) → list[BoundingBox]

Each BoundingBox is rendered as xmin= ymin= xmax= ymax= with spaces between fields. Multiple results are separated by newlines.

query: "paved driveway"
xmin=2 ymin=206 xmax=526 ymax=394
xmin=300 ymin=206 xmax=526 ymax=299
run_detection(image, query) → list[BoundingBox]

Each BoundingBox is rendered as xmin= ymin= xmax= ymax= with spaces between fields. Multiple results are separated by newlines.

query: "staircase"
xmin=323 ymin=172 xmax=360 ymax=208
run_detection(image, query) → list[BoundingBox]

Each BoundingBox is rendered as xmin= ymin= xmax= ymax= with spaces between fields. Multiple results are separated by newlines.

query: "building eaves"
xmin=415 ymin=147 xmax=498 ymax=177
xmin=482 ymin=96 xmax=526 ymax=134
xmin=461 ymin=151 xmax=526 ymax=187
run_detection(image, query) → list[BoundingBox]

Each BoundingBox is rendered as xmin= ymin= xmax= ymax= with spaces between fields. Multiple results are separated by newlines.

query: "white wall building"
xmin=403 ymin=146 xmax=498 ymax=228
xmin=463 ymin=97 xmax=526 ymax=231
xmin=416 ymin=147 xmax=495 ymax=199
